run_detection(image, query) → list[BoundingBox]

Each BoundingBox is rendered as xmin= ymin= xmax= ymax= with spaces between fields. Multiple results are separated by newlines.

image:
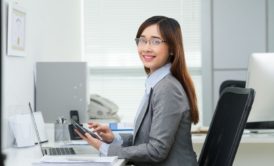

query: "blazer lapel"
xmin=133 ymin=88 xmax=153 ymax=143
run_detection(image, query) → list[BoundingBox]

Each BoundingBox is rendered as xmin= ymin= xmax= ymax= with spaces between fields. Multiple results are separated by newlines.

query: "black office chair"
xmin=198 ymin=87 xmax=255 ymax=166
xmin=219 ymin=80 xmax=246 ymax=95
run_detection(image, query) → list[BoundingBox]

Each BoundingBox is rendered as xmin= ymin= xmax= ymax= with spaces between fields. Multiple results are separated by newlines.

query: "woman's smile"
xmin=143 ymin=54 xmax=156 ymax=62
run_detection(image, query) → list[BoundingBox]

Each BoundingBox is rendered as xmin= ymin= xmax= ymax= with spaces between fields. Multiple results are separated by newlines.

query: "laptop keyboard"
xmin=46 ymin=147 xmax=76 ymax=155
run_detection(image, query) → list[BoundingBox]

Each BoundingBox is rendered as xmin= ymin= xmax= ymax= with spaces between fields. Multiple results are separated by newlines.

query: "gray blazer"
xmin=108 ymin=74 xmax=198 ymax=166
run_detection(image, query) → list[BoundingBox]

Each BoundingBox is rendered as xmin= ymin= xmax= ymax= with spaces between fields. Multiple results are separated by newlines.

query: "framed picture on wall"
xmin=7 ymin=3 xmax=26 ymax=57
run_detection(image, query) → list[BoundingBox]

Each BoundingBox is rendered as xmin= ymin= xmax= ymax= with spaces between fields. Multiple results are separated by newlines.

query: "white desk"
xmin=4 ymin=124 xmax=274 ymax=166
xmin=3 ymin=124 xmax=126 ymax=166
xmin=3 ymin=146 xmax=125 ymax=166
xmin=192 ymin=132 xmax=274 ymax=166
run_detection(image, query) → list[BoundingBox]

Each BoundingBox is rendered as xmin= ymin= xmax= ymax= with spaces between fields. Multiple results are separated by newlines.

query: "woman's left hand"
xmin=74 ymin=129 xmax=102 ymax=150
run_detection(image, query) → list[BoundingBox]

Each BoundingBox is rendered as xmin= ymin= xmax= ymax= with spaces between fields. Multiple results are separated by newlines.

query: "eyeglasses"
xmin=135 ymin=37 xmax=166 ymax=47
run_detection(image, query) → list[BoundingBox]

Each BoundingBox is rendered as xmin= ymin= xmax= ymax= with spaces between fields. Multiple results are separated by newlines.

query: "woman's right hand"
xmin=88 ymin=121 xmax=114 ymax=143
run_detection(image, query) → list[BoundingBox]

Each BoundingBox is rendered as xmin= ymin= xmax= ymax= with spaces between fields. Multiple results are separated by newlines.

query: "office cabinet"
xmin=213 ymin=0 xmax=266 ymax=69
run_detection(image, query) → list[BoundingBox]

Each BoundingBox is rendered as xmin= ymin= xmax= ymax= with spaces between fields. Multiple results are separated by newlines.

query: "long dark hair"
xmin=136 ymin=16 xmax=199 ymax=124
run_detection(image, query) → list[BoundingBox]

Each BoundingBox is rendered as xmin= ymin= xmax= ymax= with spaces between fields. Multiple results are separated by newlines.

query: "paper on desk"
xmin=64 ymin=140 xmax=89 ymax=145
xmin=33 ymin=155 xmax=117 ymax=165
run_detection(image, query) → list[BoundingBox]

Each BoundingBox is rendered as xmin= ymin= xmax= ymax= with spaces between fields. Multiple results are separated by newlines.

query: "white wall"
xmin=2 ymin=0 xmax=82 ymax=148
xmin=31 ymin=0 xmax=82 ymax=61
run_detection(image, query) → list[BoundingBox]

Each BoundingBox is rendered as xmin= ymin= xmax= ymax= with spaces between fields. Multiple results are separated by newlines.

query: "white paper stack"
xmin=32 ymin=155 xmax=118 ymax=166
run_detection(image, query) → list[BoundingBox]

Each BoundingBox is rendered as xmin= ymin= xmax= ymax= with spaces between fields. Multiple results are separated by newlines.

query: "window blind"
xmin=83 ymin=0 xmax=201 ymax=67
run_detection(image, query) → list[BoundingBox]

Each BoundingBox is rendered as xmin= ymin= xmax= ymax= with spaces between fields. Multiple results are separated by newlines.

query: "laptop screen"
xmin=28 ymin=102 xmax=46 ymax=156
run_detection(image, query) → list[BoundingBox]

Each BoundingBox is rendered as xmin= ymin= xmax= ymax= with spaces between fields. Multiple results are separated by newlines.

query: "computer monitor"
xmin=246 ymin=53 xmax=274 ymax=129
xmin=35 ymin=62 xmax=89 ymax=123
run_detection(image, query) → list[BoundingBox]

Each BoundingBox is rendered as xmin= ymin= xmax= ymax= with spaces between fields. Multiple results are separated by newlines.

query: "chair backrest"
xmin=198 ymin=87 xmax=255 ymax=166
xmin=219 ymin=80 xmax=246 ymax=95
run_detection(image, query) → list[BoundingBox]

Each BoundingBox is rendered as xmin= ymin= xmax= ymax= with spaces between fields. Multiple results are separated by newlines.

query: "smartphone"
xmin=72 ymin=121 xmax=102 ymax=141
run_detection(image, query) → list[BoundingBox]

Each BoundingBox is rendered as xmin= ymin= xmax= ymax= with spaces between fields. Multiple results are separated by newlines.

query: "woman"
xmin=76 ymin=16 xmax=199 ymax=166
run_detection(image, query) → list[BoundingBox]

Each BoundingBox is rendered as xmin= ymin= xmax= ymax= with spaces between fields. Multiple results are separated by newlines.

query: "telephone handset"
xmin=88 ymin=94 xmax=120 ymax=120
xmin=90 ymin=94 xmax=118 ymax=112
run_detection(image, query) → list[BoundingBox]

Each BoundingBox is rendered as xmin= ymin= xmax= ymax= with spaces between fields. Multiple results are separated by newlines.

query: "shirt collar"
xmin=145 ymin=63 xmax=171 ymax=95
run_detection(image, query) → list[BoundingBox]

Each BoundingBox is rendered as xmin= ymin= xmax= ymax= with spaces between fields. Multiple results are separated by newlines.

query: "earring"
xmin=170 ymin=52 xmax=174 ymax=56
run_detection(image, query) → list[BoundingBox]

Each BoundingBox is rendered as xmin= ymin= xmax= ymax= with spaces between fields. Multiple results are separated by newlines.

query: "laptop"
xmin=28 ymin=102 xmax=97 ymax=156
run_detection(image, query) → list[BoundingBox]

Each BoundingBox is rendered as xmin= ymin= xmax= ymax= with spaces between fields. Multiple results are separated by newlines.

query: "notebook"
xmin=28 ymin=102 xmax=97 ymax=156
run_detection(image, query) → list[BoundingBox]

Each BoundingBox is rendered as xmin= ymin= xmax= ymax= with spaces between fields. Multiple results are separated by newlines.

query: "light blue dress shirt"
xmin=99 ymin=63 xmax=171 ymax=156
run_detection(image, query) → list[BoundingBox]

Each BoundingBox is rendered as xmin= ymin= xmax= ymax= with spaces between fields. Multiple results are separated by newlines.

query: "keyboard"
xmin=44 ymin=147 xmax=76 ymax=155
